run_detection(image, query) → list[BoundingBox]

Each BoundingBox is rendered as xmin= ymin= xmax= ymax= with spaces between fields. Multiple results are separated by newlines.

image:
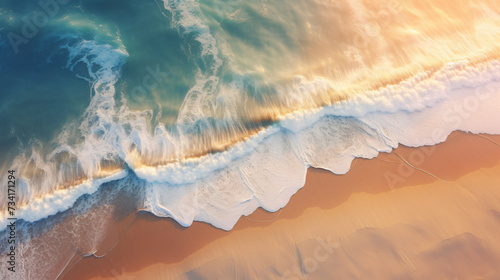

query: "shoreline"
xmin=60 ymin=131 xmax=500 ymax=279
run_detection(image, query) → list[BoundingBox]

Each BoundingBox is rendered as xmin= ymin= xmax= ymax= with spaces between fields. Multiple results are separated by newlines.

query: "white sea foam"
xmin=0 ymin=171 xmax=127 ymax=230
xmin=1 ymin=59 xmax=499 ymax=232
xmin=2 ymin=0 xmax=500 ymax=233
xmin=139 ymin=60 xmax=500 ymax=231
xmin=161 ymin=0 xmax=224 ymax=127
xmin=0 ymin=34 xmax=130 ymax=229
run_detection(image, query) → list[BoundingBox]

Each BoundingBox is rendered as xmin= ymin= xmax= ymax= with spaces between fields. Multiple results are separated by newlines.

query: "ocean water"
xmin=1 ymin=0 xmax=500 ymax=278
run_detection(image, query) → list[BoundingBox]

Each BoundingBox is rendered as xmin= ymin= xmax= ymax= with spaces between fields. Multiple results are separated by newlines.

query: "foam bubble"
xmin=0 ymin=171 xmax=127 ymax=230
xmin=140 ymin=60 xmax=500 ymax=231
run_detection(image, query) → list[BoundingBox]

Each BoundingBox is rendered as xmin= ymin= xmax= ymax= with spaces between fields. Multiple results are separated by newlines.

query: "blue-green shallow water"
xmin=81 ymin=0 xmax=197 ymax=119
xmin=0 ymin=0 xmax=311 ymax=157
xmin=0 ymin=0 xmax=198 ymax=166
xmin=1 ymin=0 xmax=499 ymax=218
xmin=0 ymin=0 xmax=500 ymax=279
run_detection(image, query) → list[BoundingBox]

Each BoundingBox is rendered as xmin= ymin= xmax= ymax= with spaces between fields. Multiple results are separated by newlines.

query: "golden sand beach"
xmin=59 ymin=131 xmax=500 ymax=280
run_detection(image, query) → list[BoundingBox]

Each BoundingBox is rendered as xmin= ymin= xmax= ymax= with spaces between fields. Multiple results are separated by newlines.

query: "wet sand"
xmin=61 ymin=131 xmax=500 ymax=280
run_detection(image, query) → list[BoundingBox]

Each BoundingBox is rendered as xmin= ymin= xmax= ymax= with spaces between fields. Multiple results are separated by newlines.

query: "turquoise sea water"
xmin=0 ymin=0 xmax=306 ymax=164
xmin=0 ymin=0 xmax=500 ymax=278
xmin=0 ymin=0 xmax=312 ymax=188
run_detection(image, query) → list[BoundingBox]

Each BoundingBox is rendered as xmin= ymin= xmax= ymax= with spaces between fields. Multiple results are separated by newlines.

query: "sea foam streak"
xmin=0 ymin=30 xmax=129 ymax=229
xmin=4 ymin=58 xmax=497 ymax=231
xmin=140 ymin=60 xmax=500 ymax=230
xmin=2 ymin=1 xmax=500 ymax=280
xmin=1 ymin=0 xmax=500 ymax=233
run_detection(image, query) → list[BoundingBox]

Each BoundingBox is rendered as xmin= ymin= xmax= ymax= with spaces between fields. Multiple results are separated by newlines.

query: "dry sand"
xmin=60 ymin=131 xmax=500 ymax=280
